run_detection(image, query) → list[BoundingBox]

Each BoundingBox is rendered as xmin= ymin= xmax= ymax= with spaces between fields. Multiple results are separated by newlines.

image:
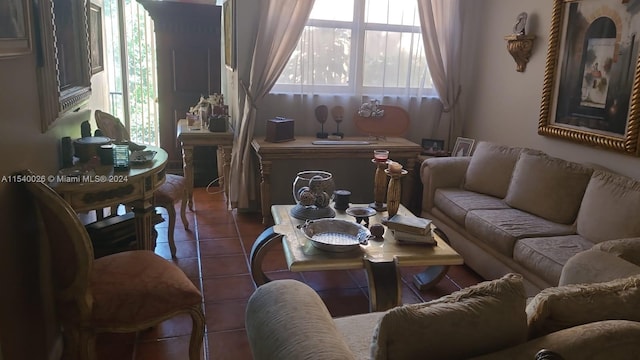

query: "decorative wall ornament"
xmin=539 ymin=0 xmax=640 ymax=156
xmin=505 ymin=12 xmax=535 ymax=72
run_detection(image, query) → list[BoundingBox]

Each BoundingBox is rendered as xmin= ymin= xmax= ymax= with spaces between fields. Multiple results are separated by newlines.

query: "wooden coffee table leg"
xmin=413 ymin=227 xmax=452 ymax=291
xmin=413 ymin=265 xmax=450 ymax=291
xmin=250 ymin=226 xmax=284 ymax=286
xmin=364 ymin=258 xmax=401 ymax=312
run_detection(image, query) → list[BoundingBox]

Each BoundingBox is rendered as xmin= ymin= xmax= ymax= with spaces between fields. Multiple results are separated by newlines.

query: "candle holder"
xmin=370 ymin=158 xmax=389 ymax=211
xmin=385 ymin=168 xmax=408 ymax=218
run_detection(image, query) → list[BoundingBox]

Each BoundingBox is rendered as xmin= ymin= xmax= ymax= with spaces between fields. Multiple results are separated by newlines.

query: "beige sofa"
xmin=420 ymin=141 xmax=640 ymax=295
xmin=245 ymin=274 xmax=640 ymax=360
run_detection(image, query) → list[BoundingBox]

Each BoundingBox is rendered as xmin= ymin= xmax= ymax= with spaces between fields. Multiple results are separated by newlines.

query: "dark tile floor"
xmin=95 ymin=187 xmax=484 ymax=360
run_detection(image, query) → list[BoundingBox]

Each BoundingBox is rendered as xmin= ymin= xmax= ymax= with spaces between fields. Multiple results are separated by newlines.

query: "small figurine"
xmin=513 ymin=12 xmax=528 ymax=36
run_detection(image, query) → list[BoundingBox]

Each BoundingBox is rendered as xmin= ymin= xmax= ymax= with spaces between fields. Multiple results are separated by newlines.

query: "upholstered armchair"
xmin=22 ymin=170 xmax=204 ymax=359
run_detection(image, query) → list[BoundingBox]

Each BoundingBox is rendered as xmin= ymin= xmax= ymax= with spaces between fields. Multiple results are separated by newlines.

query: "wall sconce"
xmin=505 ymin=12 xmax=535 ymax=72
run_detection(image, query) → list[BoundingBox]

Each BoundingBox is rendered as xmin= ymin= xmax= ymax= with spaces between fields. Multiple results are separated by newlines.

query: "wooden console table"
xmin=251 ymin=137 xmax=422 ymax=224
xmin=176 ymin=119 xmax=234 ymax=208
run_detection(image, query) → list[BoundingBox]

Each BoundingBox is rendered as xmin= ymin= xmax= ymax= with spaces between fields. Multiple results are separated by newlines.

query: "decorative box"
xmin=266 ymin=117 xmax=295 ymax=143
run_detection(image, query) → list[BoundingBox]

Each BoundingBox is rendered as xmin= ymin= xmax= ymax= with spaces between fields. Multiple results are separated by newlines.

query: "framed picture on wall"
xmin=90 ymin=3 xmax=104 ymax=74
xmin=223 ymin=0 xmax=236 ymax=70
xmin=452 ymin=137 xmax=475 ymax=157
xmin=0 ymin=0 xmax=32 ymax=57
xmin=539 ymin=0 xmax=640 ymax=156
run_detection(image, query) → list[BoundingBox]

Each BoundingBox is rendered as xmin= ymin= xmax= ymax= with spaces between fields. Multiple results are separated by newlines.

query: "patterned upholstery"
xmin=23 ymin=171 xmax=204 ymax=359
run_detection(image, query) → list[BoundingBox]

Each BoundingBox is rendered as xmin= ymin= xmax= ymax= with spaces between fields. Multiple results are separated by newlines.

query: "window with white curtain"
xmin=272 ymin=0 xmax=435 ymax=97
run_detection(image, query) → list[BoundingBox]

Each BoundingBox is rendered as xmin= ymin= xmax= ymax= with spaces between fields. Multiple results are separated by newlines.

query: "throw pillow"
xmin=504 ymin=152 xmax=593 ymax=224
xmin=576 ymin=170 xmax=640 ymax=243
xmin=526 ymin=274 xmax=640 ymax=338
xmin=371 ymin=273 xmax=528 ymax=360
xmin=463 ymin=141 xmax=524 ymax=199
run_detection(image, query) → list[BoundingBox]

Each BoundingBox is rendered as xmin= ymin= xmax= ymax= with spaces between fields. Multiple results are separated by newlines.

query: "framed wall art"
xmin=223 ymin=0 xmax=236 ymax=70
xmin=0 ymin=0 xmax=32 ymax=57
xmin=538 ymin=0 xmax=640 ymax=155
xmin=90 ymin=3 xmax=104 ymax=74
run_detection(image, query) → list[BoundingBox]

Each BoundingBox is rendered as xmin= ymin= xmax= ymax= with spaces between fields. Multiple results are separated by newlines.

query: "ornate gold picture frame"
xmin=539 ymin=0 xmax=640 ymax=155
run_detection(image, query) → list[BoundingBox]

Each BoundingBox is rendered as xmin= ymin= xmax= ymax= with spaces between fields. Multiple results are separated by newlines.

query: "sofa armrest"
xmin=420 ymin=156 xmax=470 ymax=212
xmin=470 ymin=320 xmax=640 ymax=360
xmin=559 ymin=249 xmax=640 ymax=286
xmin=245 ymin=280 xmax=356 ymax=360
xmin=592 ymin=237 xmax=640 ymax=266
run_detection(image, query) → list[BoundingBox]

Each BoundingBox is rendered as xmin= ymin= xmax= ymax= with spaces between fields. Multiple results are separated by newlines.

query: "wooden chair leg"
xmin=63 ymin=326 xmax=96 ymax=360
xmin=188 ymin=304 xmax=206 ymax=360
xmin=180 ymin=191 xmax=189 ymax=230
xmin=165 ymin=204 xmax=177 ymax=258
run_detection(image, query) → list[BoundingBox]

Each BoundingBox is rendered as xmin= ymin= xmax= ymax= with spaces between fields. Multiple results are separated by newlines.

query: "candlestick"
xmin=387 ymin=161 xmax=403 ymax=173
xmin=370 ymin=159 xmax=389 ymax=211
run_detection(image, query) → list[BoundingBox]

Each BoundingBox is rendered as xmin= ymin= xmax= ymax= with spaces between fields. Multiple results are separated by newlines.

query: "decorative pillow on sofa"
xmin=463 ymin=141 xmax=524 ymax=199
xmin=504 ymin=152 xmax=593 ymax=224
xmin=576 ymin=170 xmax=640 ymax=243
xmin=526 ymin=274 xmax=640 ymax=338
xmin=371 ymin=273 xmax=528 ymax=360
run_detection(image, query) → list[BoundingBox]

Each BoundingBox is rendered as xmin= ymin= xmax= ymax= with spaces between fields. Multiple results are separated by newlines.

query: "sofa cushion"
xmin=465 ymin=209 xmax=575 ymax=257
xmin=513 ymin=235 xmax=594 ymax=286
xmin=371 ymin=273 xmax=528 ymax=360
xmin=463 ymin=142 xmax=524 ymax=199
xmin=504 ymin=152 xmax=593 ymax=224
xmin=526 ymin=274 xmax=640 ymax=338
xmin=576 ymin=170 xmax=640 ymax=243
xmin=434 ymin=188 xmax=510 ymax=226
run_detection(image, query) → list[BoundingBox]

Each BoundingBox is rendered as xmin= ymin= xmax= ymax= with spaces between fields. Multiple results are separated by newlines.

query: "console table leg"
xmin=364 ymin=258 xmax=401 ymax=312
xmin=250 ymin=226 xmax=284 ymax=286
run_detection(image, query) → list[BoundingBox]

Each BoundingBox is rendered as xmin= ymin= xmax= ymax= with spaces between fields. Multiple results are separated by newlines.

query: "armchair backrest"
xmin=95 ymin=110 xmax=131 ymax=142
xmin=23 ymin=170 xmax=93 ymax=322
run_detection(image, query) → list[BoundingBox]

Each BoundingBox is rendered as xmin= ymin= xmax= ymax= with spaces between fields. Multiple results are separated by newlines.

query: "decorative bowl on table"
xmin=345 ymin=206 xmax=377 ymax=227
xmin=298 ymin=218 xmax=371 ymax=252
xmin=290 ymin=170 xmax=336 ymax=220
xmin=130 ymin=150 xmax=157 ymax=164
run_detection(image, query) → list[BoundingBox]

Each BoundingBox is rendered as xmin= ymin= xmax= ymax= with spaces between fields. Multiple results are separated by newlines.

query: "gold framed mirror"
xmin=35 ymin=0 xmax=92 ymax=132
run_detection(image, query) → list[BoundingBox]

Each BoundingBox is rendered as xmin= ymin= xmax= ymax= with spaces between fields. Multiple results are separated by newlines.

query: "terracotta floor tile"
xmin=205 ymin=300 xmax=248 ymax=332
xmin=135 ymin=335 xmax=204 ymax=360
xmin=207 ymin=330 xmax=253 ymax=360
xmin=155 ymin=240 xmax=198 ymax=259
xmin=200 ymin=254 xmax=249 ymax=278
xmin=317 ymin=288 xmax=370 ymax=317
xmin=302 ymin=270 xmax=360 ymax=291
xmin=196 ymin=211 xmax=236 ymax=225
xmin=168 ymin=257 xmax=201 ymax=279
xmin=202 ymin=274 xmax=256 ymax=302
xmin=198 ymin=237 xmax=244 ymax=256
xmin=196 ymin=223 xmax=239 ymax=239
xmin=259 ymin=249 xmax=289 ymax=272
xmin=446 ymin=265 xmax=485 ymax=289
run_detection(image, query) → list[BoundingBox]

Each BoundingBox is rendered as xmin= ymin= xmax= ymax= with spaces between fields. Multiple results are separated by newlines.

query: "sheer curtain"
xmin=228 ymin=0 xmax=315 ymax=209
xmin=417 ymin=0 xmax=463 ymax=150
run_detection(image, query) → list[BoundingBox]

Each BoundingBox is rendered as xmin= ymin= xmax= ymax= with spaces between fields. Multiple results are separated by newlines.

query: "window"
xmin=273 ymin=0 xmax=434 ymax=97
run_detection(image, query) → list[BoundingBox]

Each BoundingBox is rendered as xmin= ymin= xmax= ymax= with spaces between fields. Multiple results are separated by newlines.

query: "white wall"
xmin=466 ymin=0 xmax=640 ymax=179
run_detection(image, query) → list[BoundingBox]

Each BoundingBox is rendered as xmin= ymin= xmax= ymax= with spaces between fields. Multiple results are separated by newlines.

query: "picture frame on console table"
xmin=539 ymin=0 xmax=640 ymax=156
xmin=452 ymin=137 xmax=475 ymax=157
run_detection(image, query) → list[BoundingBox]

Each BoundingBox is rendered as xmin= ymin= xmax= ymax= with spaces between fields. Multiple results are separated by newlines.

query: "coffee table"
xmin=250 ymin=204 xmax=463 ymax=312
